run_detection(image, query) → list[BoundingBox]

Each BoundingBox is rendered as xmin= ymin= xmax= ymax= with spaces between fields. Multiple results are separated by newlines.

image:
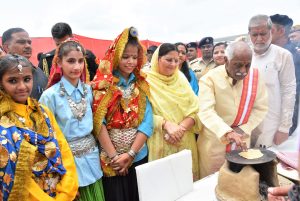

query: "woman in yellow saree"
xmin=146 ymin=43 xmax=201 ymax=180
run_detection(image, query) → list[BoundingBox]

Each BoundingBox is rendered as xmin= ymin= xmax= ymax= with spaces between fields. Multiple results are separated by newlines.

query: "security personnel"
xmin=187 ymin=42 xmax=201 ymax=81
xmin=38 ymin=22 xmax=98 ymax=80
xmin=289 ymin=25 xmax=300 ymax=47
xmin=270 ymin=14 xmax=294 ymax=52
xmin=187 ymin=42 xmax=199 ymax=62
xmin=189 ymin=37 xmax=216 ymax=81
xmin=39 ymin=49 xmax=55 ymax=77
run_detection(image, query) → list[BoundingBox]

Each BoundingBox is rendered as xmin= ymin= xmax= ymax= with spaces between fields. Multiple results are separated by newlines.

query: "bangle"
xmin=127 ymin=149 xmax=137 ymax=159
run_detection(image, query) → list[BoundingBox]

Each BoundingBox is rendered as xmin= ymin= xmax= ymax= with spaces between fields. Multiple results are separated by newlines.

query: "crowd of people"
xmin=0 ymin=13 xmax=299 ymax=201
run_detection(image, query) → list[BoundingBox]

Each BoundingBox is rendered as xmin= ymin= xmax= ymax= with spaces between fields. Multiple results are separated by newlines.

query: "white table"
xmin=176 ymin=173 xmax=219 ymax=201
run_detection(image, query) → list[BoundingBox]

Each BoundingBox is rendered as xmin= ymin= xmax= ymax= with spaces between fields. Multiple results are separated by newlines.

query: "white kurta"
xmin=251 ymin=44 xmax=296 ymax=147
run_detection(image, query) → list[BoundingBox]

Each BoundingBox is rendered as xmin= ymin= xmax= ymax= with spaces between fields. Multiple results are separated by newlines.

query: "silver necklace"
xmin=59 ymin=82 xmax=88 ymax=121
xmin=118 ymin=83 xmax=135 ymax=98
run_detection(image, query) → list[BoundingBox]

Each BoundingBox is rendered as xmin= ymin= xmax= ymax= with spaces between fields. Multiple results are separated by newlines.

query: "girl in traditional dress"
xmin=146 ymin=43 xmax=201 ymax=180
xmin=92 ymin=27 xmax=153 ymax=201
xmin=0 ymin=54 xmax=78 ymax=201
xmin=39 ymin=39 xmax=105 ymax=201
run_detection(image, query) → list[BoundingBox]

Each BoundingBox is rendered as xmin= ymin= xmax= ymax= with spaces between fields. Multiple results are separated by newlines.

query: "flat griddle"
xmin=226 ymin=149 xmax=276 ymax=165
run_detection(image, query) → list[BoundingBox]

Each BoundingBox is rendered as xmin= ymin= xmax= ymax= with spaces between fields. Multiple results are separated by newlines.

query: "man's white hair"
xmin=225 ymin=41 xmax=252 ymax=61
xmin=248 ymin=14 xmax=272 ymax=31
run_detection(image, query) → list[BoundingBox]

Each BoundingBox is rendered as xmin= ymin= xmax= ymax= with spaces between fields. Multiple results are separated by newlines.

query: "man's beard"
xmin=252 ymin=36 xmax=272 ymax=54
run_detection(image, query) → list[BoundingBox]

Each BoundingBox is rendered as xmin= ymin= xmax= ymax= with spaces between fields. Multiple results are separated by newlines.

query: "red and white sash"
xmin=226 ymin=68 xmax=259 ymax=152
xmin=232 ymin=67 xmax=259 ymax=127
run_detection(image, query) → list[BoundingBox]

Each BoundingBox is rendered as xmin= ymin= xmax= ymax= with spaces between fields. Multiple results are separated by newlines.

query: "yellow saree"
xmin=146 ymin=46 xmax=201 ymax=180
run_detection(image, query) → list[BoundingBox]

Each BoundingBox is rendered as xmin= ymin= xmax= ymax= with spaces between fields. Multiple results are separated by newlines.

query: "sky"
xmin=1 ymin=0 xmax=300 ymax=43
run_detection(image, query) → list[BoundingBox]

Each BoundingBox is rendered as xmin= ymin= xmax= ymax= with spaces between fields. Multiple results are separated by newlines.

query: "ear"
xmin=271 ymin=26 xmax=276 ymax=34
xmin=278 ymin=26 xmax=285 ymax=37
xmin=2 ymin=43 xmax=9 ymax=53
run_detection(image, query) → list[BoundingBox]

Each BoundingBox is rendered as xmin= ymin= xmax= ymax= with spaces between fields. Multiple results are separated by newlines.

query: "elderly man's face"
xmin=4 ymin=32 xmax=32 ymax=59
xmin=249 ymin=25 xmax=272 ymax=54
xmin=225 ymin=51 xmax=252 ymax=81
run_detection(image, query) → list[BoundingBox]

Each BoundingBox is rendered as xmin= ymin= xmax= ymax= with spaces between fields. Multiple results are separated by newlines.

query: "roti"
xmin=238 ymin=149 xmax=264 ymax=159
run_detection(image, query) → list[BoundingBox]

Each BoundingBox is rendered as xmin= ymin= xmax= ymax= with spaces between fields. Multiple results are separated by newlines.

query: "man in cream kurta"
xmin=248 ymin=15 xmax=296 ymax=147
xmin=197 ymin=41 xmax=268 ymax=178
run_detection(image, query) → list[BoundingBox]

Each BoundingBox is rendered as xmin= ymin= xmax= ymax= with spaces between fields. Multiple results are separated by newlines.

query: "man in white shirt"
xmin=249 ymin=14 xmax=296 ymax=147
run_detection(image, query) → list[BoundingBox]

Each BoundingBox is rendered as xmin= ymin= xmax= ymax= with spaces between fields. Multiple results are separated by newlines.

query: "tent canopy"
xmin=0 ymin=34 xmax=161 ymax=66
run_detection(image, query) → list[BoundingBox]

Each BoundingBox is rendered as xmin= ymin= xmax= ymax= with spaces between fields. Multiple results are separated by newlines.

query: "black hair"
xmin=127 ymin=35 xmax=140 ymax=47
xmin=2 ymin=28 xmax=26 ymax=45
xmin=57 ymin=41 xmax=85 ymax=60
xmin=213 ymin=42 xmax=228 ymax=53
xmin=51 ymin=22 xmax=73 ymax=39
xmin=0 ymin=54 xmax=32 ymax=80
xmin=126 ymin=27 xmax=141 ymax=48
xmin=158 ymin=43 xmax=177 ymax=57
xmin=147 ymin=45 xmax=158 ymax=53
xmin=174 ymin=42 xmax=191 ymax=82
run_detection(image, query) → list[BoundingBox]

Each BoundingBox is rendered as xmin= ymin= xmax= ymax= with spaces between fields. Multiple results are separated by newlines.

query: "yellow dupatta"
xmin=146 ymin=46 xmax=200 ymax=126
xmin=146 ymin=45 xmax=201 ymax=180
